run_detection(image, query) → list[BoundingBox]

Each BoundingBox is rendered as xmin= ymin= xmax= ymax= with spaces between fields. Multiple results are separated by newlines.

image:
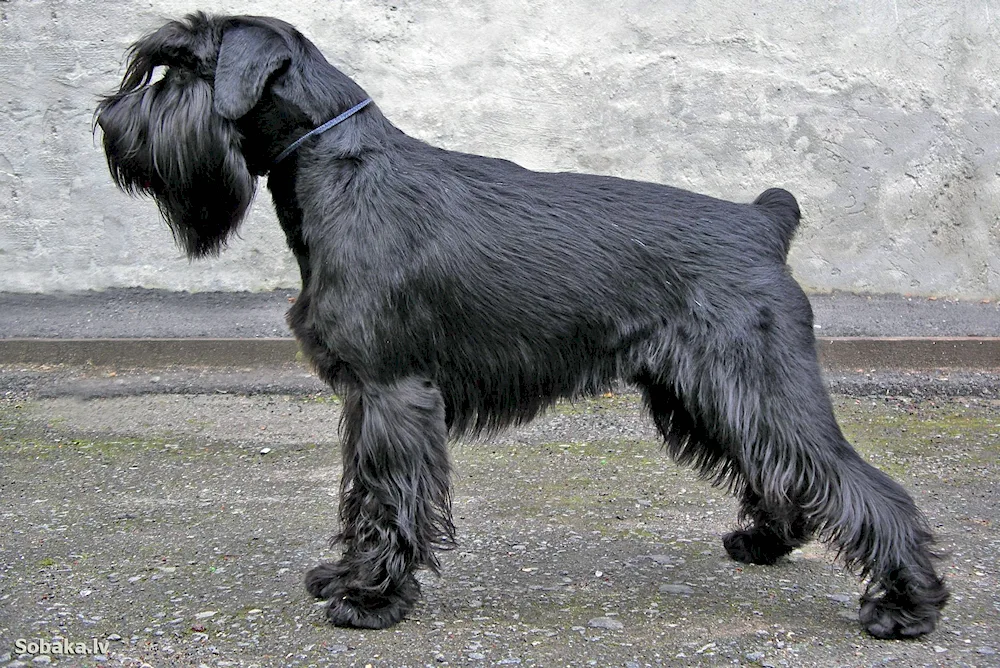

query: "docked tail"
xmin=753 ymin=188 xmax=801 ymax=257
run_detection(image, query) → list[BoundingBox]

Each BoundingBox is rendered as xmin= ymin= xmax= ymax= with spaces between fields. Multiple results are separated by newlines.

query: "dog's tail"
xmin=753 ymin=187 xmax=801 ymax=257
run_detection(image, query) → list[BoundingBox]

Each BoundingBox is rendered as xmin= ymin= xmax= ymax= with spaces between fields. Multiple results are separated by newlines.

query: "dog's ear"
xmin=213 ymin=25 xmax=291 ymax=119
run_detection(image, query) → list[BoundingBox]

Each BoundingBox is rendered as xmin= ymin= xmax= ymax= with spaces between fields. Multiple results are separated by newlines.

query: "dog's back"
xmin=313 ymin=129 xmax=803 ymax=271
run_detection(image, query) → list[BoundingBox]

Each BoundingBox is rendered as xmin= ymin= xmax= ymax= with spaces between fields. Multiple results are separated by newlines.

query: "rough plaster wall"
xmin=1 ymin=0 xmax=998 ymax=297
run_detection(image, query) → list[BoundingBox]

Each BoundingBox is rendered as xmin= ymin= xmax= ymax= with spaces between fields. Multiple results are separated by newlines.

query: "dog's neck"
xmin=266 ymin=164 xmax=312 ymax=285
xmin=274 ymin=98 xmax=373 ymax=165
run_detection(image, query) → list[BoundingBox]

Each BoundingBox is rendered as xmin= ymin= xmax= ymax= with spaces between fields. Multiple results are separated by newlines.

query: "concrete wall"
xmin=1 ymin=0 xmax=998 ymax=298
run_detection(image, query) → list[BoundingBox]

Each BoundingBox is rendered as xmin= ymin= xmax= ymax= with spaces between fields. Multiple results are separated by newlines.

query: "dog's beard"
xmin=97 ymin=69 xmax=256 ymax=258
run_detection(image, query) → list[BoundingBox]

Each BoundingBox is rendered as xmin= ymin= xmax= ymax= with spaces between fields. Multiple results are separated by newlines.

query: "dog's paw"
xmin=324 ymin=586 xmax=415 ymax=629
xmin=722 ymin=528 xmax=791 ymax=566
xmin=859 ymin=596 xmax=939 ymax=639
xmin=306 ymin=564 xmax=420 ymax=629
xmin=305 ymin=562 xmax=343 ymax=598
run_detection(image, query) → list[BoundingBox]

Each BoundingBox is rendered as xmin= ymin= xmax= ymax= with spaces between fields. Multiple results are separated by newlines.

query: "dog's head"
xmin=96 ymin=12 xmax=369 ymax=257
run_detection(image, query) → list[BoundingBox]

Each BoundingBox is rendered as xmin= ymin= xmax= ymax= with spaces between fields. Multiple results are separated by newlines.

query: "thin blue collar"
xmin=273 ymin=98 xmax=372 ymax=165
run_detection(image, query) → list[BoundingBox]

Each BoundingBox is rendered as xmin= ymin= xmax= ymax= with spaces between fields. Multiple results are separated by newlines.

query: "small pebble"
xmin=659 ymin=583 xmax=694 ymax=595
xmin=587 ymin=616 xmax=624 ymax=630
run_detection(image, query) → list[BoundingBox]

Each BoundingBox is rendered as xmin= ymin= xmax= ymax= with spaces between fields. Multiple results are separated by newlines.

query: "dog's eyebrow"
xmin=148 ymin=66 xmax=168 ymax=84
xmin=273 ymin=98 xmax=372 ymax=165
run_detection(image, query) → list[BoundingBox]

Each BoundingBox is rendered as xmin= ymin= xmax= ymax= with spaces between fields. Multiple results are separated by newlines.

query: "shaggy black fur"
xmin=96 ymin=12 xmax=948 ymax=637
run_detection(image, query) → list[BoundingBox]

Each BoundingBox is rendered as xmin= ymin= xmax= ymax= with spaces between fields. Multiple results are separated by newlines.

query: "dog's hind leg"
xmin=642 ymin=285 xmax=948 ymax=638
xmin=640 ymin=374 xmax=815 ymax=564
xmin=756 ymin=346 xmax=947 ymax=638
xmin=705 ymin=301 xmax=946 ymax=638
xmin=305 ymin=376 xmax=454 ymax=629
xmin=722 ymin=488 xmax=813 ymax=566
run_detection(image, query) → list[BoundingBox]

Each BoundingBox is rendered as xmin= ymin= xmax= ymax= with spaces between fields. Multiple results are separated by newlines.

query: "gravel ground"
xmin=1 ymin=368 xmax=998 ymax=667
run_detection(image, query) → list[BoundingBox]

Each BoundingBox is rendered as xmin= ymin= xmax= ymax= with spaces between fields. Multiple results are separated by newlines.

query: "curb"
xmin=0 ymin=338 xmax=300 ymax=368
xmin=815 ymin=337 xmax=1000 ymax=370
xmin=0 ymin=337 xmax=997 ymax=371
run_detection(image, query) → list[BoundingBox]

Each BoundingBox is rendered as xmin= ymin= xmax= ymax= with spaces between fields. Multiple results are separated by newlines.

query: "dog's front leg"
xmin=305 ymin=376 xmax=454 ymax=629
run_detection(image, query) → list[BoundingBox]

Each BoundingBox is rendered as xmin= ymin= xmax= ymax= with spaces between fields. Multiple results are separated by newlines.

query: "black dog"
xmin=96 ymin=12 xmax=948 ymax=638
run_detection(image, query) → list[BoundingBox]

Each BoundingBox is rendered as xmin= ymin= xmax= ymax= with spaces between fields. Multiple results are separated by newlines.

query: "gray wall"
xmin=1 ymin=0 xmax=998 ymax=297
